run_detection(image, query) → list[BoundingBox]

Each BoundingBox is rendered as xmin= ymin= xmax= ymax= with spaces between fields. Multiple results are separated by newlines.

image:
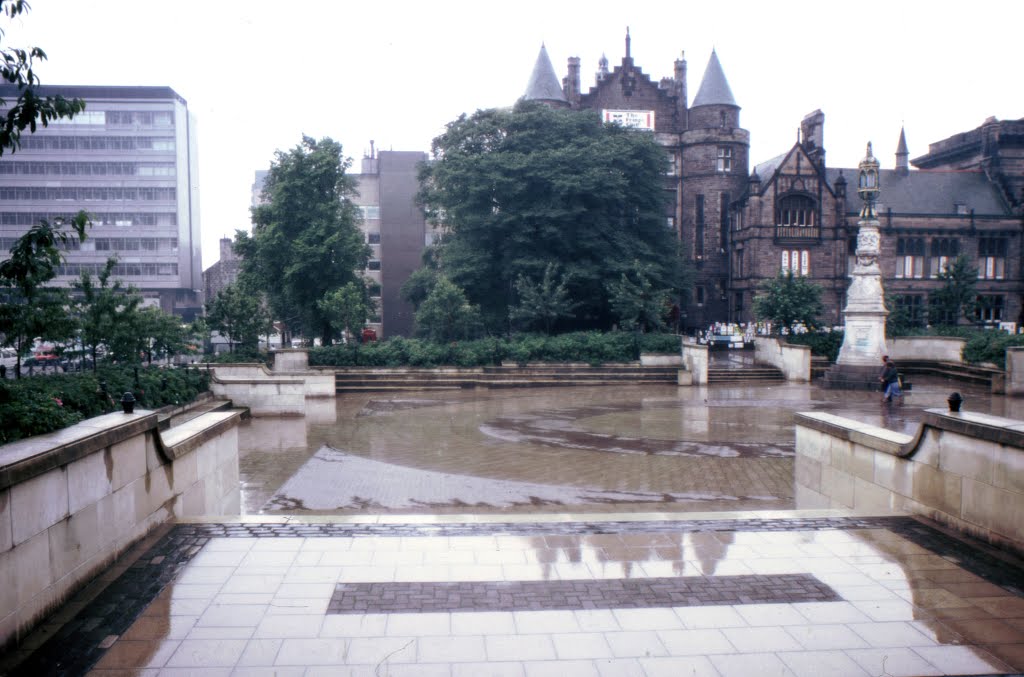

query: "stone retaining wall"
xmin=888 ymin=336 xmax=966 ymax=363
xmin=755 ymin=338 xmax=810 ymax=381
xmin=0 ymin=409 xmax=241 ymax=649
xmin=795 ymin=408 xmax=1024 ymax=554
xmin=681 ymin=342 xmax=708 ymax=385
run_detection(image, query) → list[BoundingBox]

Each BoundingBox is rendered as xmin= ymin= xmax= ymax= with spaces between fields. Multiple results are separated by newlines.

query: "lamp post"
xmin=835 ymin=142 xmax=889 ymax=368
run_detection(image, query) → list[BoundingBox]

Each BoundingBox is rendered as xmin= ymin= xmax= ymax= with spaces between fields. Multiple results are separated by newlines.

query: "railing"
xmin=775 ymin=225 xmax=820 ymax=241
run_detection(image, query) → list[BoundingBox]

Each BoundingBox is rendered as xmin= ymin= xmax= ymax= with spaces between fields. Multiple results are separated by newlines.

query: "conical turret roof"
xmin=897 ymin=126 xmax=909 ymax=155
xmin=692 ymin=49 xmax=736 ymax=107
xmin=524 ymin=44 xmax=567 ymax=103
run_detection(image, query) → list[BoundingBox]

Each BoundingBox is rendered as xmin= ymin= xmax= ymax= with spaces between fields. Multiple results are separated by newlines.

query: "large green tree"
xmin=236 ymin=136 xmax=370 ymax=345
xmin=752 ymin=272 xmax=825 ymax=331
xmin=418 ymin=100 xmax=686 ymax=332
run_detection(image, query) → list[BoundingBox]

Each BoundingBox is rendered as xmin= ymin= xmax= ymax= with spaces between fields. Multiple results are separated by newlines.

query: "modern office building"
xmin=246 ymin=145 xmax=429 ymax=338
xmin=351 ymin=146 xmax=430 ymax=338
xmin=0 ymin=85 xmax=203 ymax=319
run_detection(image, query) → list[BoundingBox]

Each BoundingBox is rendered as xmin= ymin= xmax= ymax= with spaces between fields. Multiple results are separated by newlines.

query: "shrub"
xmin=307 ymin=331 xmax=683 ymax=368
xmin=785 ymin=331 xmax=844 ymax=362
xmin=0 ymin=365 xmax=210 ymax=445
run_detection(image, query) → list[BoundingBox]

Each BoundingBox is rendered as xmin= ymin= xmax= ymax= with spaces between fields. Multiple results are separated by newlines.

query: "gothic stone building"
xmin=525 ymin=36 xmax=1023 ymax=331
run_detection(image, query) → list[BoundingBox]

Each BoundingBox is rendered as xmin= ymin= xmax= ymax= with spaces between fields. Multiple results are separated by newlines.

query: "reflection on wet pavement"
xmin=21 ymin=516 xmax=1022 ymax=676
xmin=241 ymin=377 xmax=1012 ymax=515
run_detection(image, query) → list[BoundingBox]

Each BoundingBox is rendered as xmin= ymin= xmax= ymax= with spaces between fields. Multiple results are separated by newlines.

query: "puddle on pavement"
xmin=239 ymin=378 xmax=1015 ymax=515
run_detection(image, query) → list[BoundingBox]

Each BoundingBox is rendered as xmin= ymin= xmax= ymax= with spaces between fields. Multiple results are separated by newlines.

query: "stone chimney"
xmin=800 ymin=110 xmax=825 ymax=168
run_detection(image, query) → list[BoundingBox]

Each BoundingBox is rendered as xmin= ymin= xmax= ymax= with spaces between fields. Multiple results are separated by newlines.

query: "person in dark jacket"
xmin=879 ymin=355 xmax=902 ymax=402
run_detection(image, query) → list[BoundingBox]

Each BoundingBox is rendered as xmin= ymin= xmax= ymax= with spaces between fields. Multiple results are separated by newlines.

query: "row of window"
xmin=893 ymin=237 xmax=1008 ymax=280
xmin=0 ymin=161 xmax=176 ymax=176
xmin=56 ymin=262 xmax=178 ymax=277
xmin=0 ymin=187 xmax=177 ymax=202
xmin=896 ymin=294 xmax=1006 ymax=325
xmin=0 ymin=212 xmax=176 ymax=227
xmin=17 ymin=136 xmax=175 ymax=151
xmin=49 ymin=111 xmax=175 ymax=128
xmin=0 ymin=236 xmax=180 ymax=252
xmin=781 ymin=250 xmax=810 ymax=276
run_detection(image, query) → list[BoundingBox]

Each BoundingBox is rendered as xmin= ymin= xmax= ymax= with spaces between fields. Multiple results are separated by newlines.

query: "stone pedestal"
xmin=824 ymin=216 xmax=888 ymax=390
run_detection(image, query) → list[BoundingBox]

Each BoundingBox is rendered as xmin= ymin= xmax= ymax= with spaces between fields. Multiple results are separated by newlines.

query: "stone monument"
xmin=824 ymin=143 xmax=889 ymax=389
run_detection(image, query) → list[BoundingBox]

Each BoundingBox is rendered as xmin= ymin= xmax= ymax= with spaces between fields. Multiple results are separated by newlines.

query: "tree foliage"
xmin=205 ymin=282 xmax=273 ymax=353
xmin=72 ymin=256 xmax=143 ymax=369
xmin=418 ymin=100 xmax=686 ymax=332
xmin=0 ymin=1 xmax=86 ymax=155
xmin=607 ymin=261 xmax=672 ymax=333
xmin=752 ymin=272 xmax=824 ymax=330
xmin=317 ymin=280 xmax=371 ymax=342
xmin=413 ymin=276 xmax=482 ymax=342
xmin=236 ymin=136 xmax=370 ymax=345
xmin=510 ymin=262 xmax=577 ymax=334
xmin=929 ymin=254 xmax=978 ymax=326
xmin=0 ymin=213 xmax=89 ymax=375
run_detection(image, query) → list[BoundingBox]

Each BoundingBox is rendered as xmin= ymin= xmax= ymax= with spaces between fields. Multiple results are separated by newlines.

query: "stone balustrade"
xmin=0 ymin=408 xmax=241 ymax=649
xmin=795 ymin=408 xmax=1024 ymax=554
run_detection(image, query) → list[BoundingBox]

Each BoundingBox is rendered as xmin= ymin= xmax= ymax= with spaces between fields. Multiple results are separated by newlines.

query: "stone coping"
xmin=0 ymin=410 xmax=159 ymax=491
xmin=210 ymin=376 xmax=304 ymax=384
xmin=795 ymin=408 xmax=1024 ymax=458
xmin=0 ymin=408 xmax=244 ymax=490
xmin=158 ymin=409 xmax=244 ymax=460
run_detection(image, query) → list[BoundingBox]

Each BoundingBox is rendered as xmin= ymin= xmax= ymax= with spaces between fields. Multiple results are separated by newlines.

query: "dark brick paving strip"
xmin=327 ymin=573 xmax=839 ymax=614
xmin=10 ymin=516 xmax=1024 ymax=677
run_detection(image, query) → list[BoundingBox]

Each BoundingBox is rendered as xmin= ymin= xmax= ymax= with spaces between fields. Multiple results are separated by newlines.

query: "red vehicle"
xmin=361 ymin=328 xmax=377 ymax=343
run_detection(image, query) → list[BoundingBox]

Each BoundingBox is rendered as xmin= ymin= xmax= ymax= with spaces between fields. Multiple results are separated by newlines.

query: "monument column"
xmin=824 ymin=143 xmax=889 ymax=388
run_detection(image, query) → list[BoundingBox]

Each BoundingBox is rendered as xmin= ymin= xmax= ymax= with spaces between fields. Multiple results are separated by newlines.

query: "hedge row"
xmin=0 ymin=366 xmax=210 ymax=445
xmin=308 ymin=332 xmax=682 ymax=368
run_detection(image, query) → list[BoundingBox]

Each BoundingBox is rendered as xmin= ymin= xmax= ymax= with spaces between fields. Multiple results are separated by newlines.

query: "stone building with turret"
xmin=524 ymin=34 xmax=1023 ymax=330
xmin=525 ymin=32 xmax=748 ymax=328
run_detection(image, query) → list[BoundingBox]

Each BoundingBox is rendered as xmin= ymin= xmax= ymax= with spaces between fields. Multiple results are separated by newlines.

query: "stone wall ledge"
xmin=0 ymin=411 xmax=158 ymax=492
xmin=0 ymin=408 xmax=245 ymax=491
xmin=795 ymin=409 xmax=1024 ymax=458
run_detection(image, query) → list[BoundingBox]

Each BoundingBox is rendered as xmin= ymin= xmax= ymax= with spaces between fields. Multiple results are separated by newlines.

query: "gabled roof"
xmin=524 ymin=44 xmax=567 ymax=103
xmin=691 ymin=50 xmax=736 ymax=107
xmin=824 ymin=167 xmax=1008 ymax=216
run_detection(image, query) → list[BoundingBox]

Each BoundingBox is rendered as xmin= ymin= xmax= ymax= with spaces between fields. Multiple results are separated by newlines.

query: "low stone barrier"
xmin=0 ymin=409 xmax=241 ymax=649
xmin=210 ymin=375 xmax=304 ymax=416
xmin=888 ymin=336 xmax=965 ymax=363
xmin=640 ymin=353 xmax=683 ymax=367
xmin=795 ymin=408 xmax=1024 ymax=554
xmin=1006 ymin=347 xmax=1024 ymax=397
xmin=680 ymin=342 xmax=708 ymax=385
xmin=755 ymin=338 xmax=810 ymax=381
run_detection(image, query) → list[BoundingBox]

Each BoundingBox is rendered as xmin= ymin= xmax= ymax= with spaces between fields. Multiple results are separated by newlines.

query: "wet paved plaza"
xmin=6 ymin=374 xmax=1024 ymax=675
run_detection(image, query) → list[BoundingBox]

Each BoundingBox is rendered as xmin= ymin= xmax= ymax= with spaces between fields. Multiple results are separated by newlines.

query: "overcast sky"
xmin=9 ymin=0 xmax=1022 ymax=268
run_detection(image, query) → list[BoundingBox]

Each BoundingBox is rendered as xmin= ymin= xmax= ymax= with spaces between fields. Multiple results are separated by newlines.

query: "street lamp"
xmin=857 ymin=142 xmax=880 ymax=220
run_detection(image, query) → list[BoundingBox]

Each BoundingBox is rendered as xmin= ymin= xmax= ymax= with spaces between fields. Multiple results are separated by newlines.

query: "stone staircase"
xmin=896 ymin=360 xmax=1002 ymax=387
xmin=707 ymin=364 xmax=785 ymax=384
xmin=334 ymin=364 xmax=680 ymax=392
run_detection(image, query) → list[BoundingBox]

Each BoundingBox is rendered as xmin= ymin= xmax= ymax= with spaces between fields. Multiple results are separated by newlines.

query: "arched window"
xmin=777 ymin=195 xmax=816 ymax=227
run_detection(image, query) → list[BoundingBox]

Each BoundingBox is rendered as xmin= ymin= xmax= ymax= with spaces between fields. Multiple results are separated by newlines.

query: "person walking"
xmin=879 ymin=355 xmax=902 ymax=403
